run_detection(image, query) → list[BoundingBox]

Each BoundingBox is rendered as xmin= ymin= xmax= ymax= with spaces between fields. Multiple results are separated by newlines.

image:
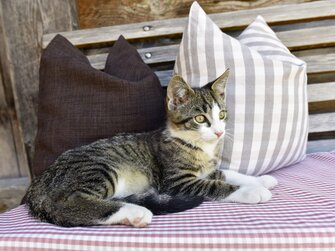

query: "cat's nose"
xmin=215 ymin=131 xmax=223 ymax=138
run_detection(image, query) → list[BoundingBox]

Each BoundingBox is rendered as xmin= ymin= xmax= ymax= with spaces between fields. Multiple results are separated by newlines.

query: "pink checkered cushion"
xmin=1 ymin=152 xmax=335 ymax=250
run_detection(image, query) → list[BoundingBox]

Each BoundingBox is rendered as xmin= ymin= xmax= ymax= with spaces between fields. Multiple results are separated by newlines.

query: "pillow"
xmin=174 ymin=2 xmax=308 ymax=175
xmin=33 ymin=35 xmax=166 ymax=177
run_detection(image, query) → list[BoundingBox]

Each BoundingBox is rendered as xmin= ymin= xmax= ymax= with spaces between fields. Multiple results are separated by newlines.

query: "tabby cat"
xmin=26 ymin=69 xmax=278 ymax=228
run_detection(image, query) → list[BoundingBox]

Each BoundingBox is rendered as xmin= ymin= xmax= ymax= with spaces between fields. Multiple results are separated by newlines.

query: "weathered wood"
xmin=77 ymin=0 xmax=315 ymax=29
xmin=0 ymin=177 xmax=29 ymax=213
xmin=307 ymin=139 xmax=335 ymax=153
xmin=0 ymin=0 xmax=79 ymax=173
xmin=299 ymin=52 xmax=335 ymax=75
xmin=87 ymin=41 xmax=335 ymax=73
xmin=44 ymin=0 xmax=335 ymax=48
xmin=278 ymin=26 xmax=335 ymax=50
xmin=0 ymin=5 xmax=28 ymax=178
xmin=309 ymin=112 xmax=335 ymax=136
xmin=0 ymin=69 xmax=20 ymax=178
xmin=308 ymin=82 xmax=335 ymax=113
xmin=308 ymin=82 xmax=335 ymax=103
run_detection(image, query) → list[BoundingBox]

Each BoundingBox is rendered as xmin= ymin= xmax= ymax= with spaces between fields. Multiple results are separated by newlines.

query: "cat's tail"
xmin=121 ymin=188 xmax=204 ymax=215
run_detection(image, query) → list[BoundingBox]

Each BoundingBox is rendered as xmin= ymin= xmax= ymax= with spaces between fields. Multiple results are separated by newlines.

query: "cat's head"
xmin=166 ymin=69 xmax=229 ymax=143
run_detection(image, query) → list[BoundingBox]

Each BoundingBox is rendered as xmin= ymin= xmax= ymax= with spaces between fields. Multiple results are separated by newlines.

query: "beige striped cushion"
xmin=174 ymin=2 xmax=308 ymax=175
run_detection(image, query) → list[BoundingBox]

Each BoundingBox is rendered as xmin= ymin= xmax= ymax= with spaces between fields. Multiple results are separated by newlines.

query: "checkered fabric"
xmin=1 ymin=152 xmax=335 ymax=251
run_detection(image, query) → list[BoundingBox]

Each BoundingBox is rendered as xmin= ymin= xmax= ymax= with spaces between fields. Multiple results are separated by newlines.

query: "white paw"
xmin=256 ymin=175 xmax=278 ymax=190
xmin=224 ymin=186 xmax=272 ymax=204
xmin=102 ymin=204 xmax=153 ymax=228
xmin=121 ymin=204 xmax=153 ymax=228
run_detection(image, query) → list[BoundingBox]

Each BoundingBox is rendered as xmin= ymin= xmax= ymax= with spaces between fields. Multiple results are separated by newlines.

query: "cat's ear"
xmin=211 ymin=68 xmax=229 ymax=98
xmin=167 ymin=75 xmax=195 ymax=111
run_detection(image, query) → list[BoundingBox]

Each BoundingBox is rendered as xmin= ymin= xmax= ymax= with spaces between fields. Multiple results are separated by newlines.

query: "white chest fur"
xmin=112 ymin=169 xmax=149 ymax=199
xmin=198 ymin=141 xmax=218 ymax=159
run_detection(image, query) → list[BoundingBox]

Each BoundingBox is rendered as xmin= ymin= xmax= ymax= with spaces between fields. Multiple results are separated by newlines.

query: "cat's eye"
xmin=219 ymin=110 xmax=227 ymax=120
xmin=194 ymin=115 xmax=206 ymax=123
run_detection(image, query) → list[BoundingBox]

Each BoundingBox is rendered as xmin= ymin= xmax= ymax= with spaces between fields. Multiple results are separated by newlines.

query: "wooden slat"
xmin=308 ymin=82 xmax=335 ymax=103
xmin=43 ymin=0 xmax=335 ymax=48
xmin=88 ymin=45 xmax=174 ymax=70
xmin=309 ymin=112 xmax=335 ymax=134
xmin=307 ymin=139 xmax=335 ymax=153
xmin=300 ymin=52 xmax=335 ymax=75
xmin=278 ymin=26 xmax=335 ymax=50
xmin=153 ymin=64 xmax=335 ymax=87
xmin=87 ymin=33 xmax=335 ymax=71
xmin=308 ymin=82 xmax=335 ymax=113
xmin=155 ymin=70 xmax=173 ymax=86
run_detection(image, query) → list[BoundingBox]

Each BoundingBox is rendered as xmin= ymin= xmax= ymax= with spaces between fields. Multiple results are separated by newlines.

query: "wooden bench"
xmin=43 ymin=0 xmax=335 ymax=154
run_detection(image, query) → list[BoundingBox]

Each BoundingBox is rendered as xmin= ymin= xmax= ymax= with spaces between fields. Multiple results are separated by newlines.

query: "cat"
xmin=26 ymin=69 xmax=278 ymax=228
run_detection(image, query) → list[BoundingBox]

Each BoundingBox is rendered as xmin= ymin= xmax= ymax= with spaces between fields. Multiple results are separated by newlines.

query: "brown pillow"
xmin=32 ymin=34 xmax=166 ymax=177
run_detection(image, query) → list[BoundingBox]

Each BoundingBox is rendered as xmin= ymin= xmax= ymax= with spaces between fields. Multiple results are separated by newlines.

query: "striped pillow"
xmin=174 ymin=2 xmax=308 ymax=175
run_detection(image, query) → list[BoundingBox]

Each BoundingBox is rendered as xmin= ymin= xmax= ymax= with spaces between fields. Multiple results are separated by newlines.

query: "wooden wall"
xmin=0 ymin=68 xmax=20 ymax=178
xmin=0 ymin=0 xmax=78 ymax=178
xmin=77 ymin=0 xmax=316 ymax=28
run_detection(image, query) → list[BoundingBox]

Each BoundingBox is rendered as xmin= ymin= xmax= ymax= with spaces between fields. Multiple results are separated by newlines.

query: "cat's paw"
xmin=224 ymin=186 xmax=272 ymax=204
xmin=121 ymin=204 xmax=153 ymax=228
xmin=102 ymin=204 xmax=153 ymax=228
xmin=256 ymin=175 xmax=278 ymax=190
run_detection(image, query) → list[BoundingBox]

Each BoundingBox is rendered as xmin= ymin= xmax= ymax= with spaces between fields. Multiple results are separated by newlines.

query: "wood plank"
xmin=0 ymin=6 xmax=28 ymax=178
xmin=308 ymin=82 xmax=335 ymax=113
xmin=307 ymin=139 xmax=335 ymax=153
xmin=43 ymin=0 xmax=335 ymax=48
xmin=0 ymin=69 xmax=20 ymax=178
xmin=77 ymin=0 xmax=315 ymax=29
xmin=308 ymin=82 xmax=335 ymax=103
xmin=0 ymin=0 xmax=78 ymax=175
xmin=278 ymin=26 xmax=335 ymax=50
xmin=309 ymin=112 xmax=335 ymax=134
xmin=152 ymin=65 xmax=335 ymax=87
xmin=300 ymin=52 xmax=335 ymax=74
xmin=87 ymin=38 xmax=335 ymax=72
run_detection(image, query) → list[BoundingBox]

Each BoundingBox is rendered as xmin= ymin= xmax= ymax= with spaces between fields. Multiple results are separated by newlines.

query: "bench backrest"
xmin=43 ymin=0 xmax=335 ymax=153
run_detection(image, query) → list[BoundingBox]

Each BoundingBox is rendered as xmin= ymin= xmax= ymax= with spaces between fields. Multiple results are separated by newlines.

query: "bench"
xmin=42 ymin=0 xmax=335 ymax=154
xmin=0 ymin=1 xmax=335 ymax=250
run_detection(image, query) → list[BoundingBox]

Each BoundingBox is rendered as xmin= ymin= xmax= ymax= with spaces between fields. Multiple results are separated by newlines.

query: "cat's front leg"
xmin=219 ymin=169 xmax=278 ymax=190
xmin=167 ymin=176 xmax=271 ymax=204
xmin=223 ymin=186 xmax=272 ymax=204
xmin=206 ymin=170 xmax=275 ymax=204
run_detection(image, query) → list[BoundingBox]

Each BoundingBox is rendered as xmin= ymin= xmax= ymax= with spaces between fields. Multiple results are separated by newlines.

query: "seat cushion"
xmin=174 ymin=2 xmax=308 ymax=175
xmin=33 ymin=35 xmax=166 ymax=177
xmin=2 ymin=152 xmax=335 ymax=250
